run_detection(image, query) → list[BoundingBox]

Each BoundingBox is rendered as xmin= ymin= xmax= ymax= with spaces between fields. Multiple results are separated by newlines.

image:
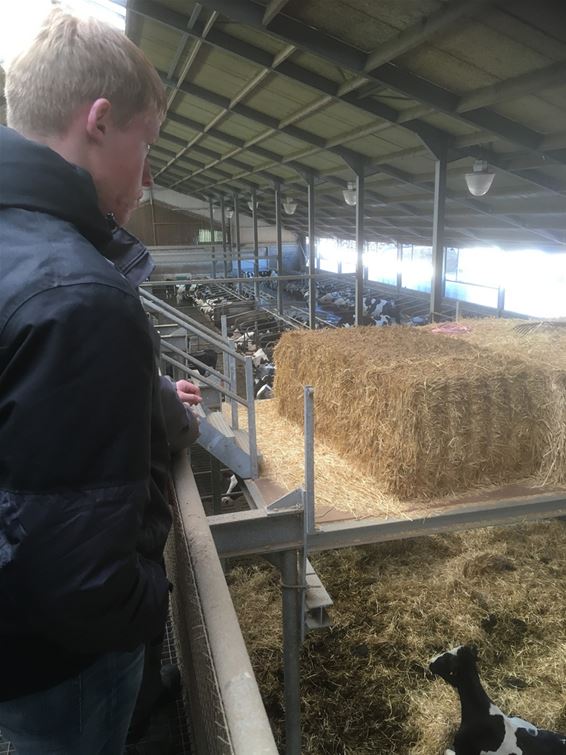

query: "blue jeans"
xmin=0 ymin=646 xmax=144 ymax=755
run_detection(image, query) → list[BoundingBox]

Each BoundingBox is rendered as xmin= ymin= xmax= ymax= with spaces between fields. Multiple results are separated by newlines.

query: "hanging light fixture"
xmin=465 ymin=159 xmax=495 ymax=197
xmin=282 ymin=196 xmax=297 ymax=215
xmin=247 ymin=198 xmax=258 ymax=212
xmin=342 ymin=181 xmax=357 ymax=206
xmin=225 ymin=207 xmax=234 ymax=219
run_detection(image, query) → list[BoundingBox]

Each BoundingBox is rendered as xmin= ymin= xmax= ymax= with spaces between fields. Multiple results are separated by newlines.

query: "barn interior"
xmin=2 ymin=1 xmax=566 ymax=753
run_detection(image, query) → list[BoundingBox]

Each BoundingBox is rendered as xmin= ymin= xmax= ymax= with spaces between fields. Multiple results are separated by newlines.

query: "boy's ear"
xmin=85 ymin=98 xmax=112 ymax=143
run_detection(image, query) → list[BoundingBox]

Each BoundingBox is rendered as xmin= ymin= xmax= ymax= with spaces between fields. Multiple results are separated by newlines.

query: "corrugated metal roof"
xmin=124 ymin=0 xmax=566 ymax=247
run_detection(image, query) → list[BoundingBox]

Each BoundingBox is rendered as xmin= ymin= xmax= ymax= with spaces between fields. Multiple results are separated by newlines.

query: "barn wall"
xmin=126 ymin=195 xmax=301 ymax=273
xmin=126 ymin=203 xmax=221 ymax=246
xmin=237 ymin=214 xmax=297 ymax=245
xmin=134 ymin=190 xmax=297 ymax=248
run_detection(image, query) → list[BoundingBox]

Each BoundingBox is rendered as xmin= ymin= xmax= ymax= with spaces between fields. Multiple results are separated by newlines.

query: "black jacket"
xmin=0 ymin=126 xmax=170 ymax=700
xmin=103 ymin=223 xmax=200 ymax=561
xmin=103 ymin=223 xmax=200 ymax=457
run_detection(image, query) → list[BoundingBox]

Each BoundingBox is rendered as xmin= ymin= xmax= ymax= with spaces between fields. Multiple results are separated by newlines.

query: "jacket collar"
xmin=0 ymin=125 xmax=112 ymax=250
xmin=103 ymin=220 xmax=156 ymax=288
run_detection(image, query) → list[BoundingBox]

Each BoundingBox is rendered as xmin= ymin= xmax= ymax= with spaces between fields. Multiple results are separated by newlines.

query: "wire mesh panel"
xmin=165 ymin=465 xmax=277 ymax=755
xmin=165 ymin=488 xmax=233 ymax=755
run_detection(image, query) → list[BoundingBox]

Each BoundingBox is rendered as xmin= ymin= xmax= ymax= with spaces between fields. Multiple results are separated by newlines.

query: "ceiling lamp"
xmin=465 ymin=159 xmax=495 ymax=197
xmin=282 ymin=196 xmax=297 ymax=215
xmin=342 ymin=181 xmax=357 ymax=206
xmin=247 ymin=199 xmax=258 ymax=212
xmin=225 ymin=207 xmax=234 ymax=219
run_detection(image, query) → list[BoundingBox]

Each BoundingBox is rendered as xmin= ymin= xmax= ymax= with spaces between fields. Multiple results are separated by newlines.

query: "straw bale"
xmin=227 ymin=521 xmax=566 ymax=754
xmin=250 ymin=399 xmax=410 ymax=519
xmin=428 ymin=317 xmax=566 ymax=370
xmin=425 ymin=318 xmax=566 ymax=487
xmin=250 ymin=402 xmax=566 ymax=521
xmin=273 ymin=326 xmax=552 ymax=498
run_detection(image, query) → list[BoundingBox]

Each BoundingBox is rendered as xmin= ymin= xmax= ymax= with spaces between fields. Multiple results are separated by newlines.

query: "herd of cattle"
xmin=169 ymin=283 xmax=279 ymax=399
xmin=280 ymin=280 xmax=403 ymax=327
xmin=175 ymin=279 xmax=408 ymax=326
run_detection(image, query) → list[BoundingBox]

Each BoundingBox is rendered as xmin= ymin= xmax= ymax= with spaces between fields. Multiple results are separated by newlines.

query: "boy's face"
xmin=92 ymin=108 xmax=161 ymax=226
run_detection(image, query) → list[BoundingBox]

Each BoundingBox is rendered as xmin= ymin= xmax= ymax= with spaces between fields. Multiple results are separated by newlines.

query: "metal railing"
xmin=140 ymin=288 xmax=258 ymax=478
xmin=166 ymin=458 xmax=277 ymax=754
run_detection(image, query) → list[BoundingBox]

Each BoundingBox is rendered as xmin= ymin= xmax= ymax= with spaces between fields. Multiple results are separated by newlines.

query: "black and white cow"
xmin=190 ymin=348 xmax=218 ymax=376
xmin=256 ymin=383 xmax=273 ymax=399
xmin=252 ymin=347 xmax=269 ymax=368
xmin=382 ymin=299 xmax=401 ymax=324
xmin=429 ymin=645 xmax=566 ymax=755
xmin=175 ymin=284 xmax=187 ymax=304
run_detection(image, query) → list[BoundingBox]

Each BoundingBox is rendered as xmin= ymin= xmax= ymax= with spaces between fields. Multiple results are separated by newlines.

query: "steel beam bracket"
xmin=459 ymin=143 xmax=496 ymax=165
xmin=338 ymin=152 xmax=365 ymax=176
xmin=295 ymin=166 xmax=314 ymax=184
xmin=418 ymin=131 xmax=450 ymax=162
xmin=295 ymin=167 xmax=325 ymax=187
xmin=266 ymin=488 xmax=304 ymax=514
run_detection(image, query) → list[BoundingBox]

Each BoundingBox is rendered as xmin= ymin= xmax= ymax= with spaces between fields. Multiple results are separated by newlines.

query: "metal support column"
xmin=430 ymin=146 xmax=447 ymax=322
xmin=208 ymin=196 xmax=217 ymax=279
xmin=303 ymin=386 xmax=315 ymax=536
xmin=244 ymin=357 xmax=258 ymax=479
xmin=252 ymin=187 xmax=259 ymax=301
xmin=281 ymin=549 xmax=302 ymax=755
xmin=497 ymin=286 xmax=506 ymax=318
xmin=234 ymin=192 xmax=242 ymax=295
xmin=210 ymin=455 xmax=222 ymax=515
xmin=275 ymin=183 xmax=284 ymax=315
xmin=301 ymin=386 xmax=315 ymax=649
xmin=396 ymin=242 xmax=403 ymax=292
xmin=221 ymin=315 xmax=238 ymax=429
xmin=220 ymin=195 xmax=229 ymax=279
xmin=307 ymin=173 xmax=316 ymax=329
xmin=227 ymin=204 xmax=233 ymax=280
xmin=355 ymin=172 xmax=365 ymax=326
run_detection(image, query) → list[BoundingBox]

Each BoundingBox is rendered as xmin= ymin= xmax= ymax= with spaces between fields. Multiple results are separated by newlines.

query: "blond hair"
xmin=5 ymin=8 xmax=166 ymax=136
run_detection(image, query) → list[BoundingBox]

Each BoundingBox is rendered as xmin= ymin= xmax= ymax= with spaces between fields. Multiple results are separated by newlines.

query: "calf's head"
xmin=429 ymin=645 xmax=479 ymax=687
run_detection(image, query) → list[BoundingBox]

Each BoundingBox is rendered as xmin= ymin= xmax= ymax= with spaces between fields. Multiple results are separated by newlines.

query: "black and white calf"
xmin=429 ymin=645 xmax=566 ymax=755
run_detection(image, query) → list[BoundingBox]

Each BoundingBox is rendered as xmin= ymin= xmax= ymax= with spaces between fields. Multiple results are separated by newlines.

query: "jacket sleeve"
xmin=0 ymin=282 xmax=170 ymax=653
xmin=159 ymin=375 xmax=200 ymax=452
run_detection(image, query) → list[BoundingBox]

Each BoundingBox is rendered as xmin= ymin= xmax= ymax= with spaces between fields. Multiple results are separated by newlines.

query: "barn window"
xmin=198 ymin=229 xmax=223 ymax=243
